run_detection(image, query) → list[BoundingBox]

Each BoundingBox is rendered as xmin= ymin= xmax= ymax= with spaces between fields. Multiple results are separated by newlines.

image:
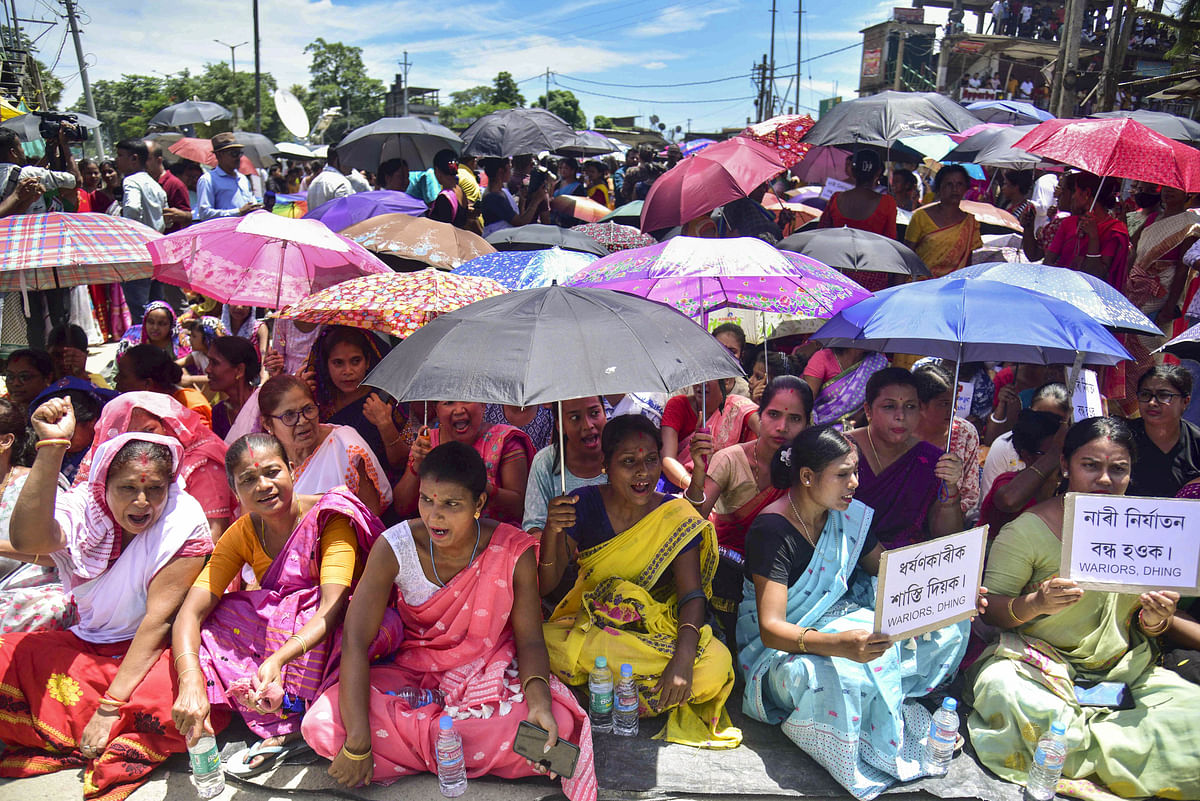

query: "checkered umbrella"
xmin=0 ymin=212 xmax=163 ymax=291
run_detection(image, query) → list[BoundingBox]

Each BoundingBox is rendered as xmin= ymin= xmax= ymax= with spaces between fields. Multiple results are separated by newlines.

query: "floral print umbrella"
xmin=740 ymin=114 xmax=815 ymax=168
xmin=456 ymin=247 xmax=597 ymax=290
xmin=565 ymin=235 xmax=870 ymax=318
xmin=276 ymin=269 xmax=507 ymax=339
xmin=571 ymin=222 xmax=656 ymax=253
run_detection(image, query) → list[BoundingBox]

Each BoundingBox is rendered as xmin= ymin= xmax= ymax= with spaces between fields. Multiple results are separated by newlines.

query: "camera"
xmin=527 ymin=165 xmax=552 ymax=195
xmin=39 ymin=112 xmax=89 ymax=143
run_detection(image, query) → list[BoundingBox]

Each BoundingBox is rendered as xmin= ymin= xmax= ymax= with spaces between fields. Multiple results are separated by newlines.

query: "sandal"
xmin=224 ymin=738 xmax=315 ymax=779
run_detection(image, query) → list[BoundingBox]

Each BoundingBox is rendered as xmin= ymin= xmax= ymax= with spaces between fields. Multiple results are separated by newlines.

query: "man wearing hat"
xmin=194 ymin=132 xmax=261 ymax=221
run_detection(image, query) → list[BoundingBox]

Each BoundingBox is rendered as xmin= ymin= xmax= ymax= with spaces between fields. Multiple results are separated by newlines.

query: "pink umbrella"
xmin=168 ymin=137 xmax=256 ymax=175
xmin=740 ymin=114 xmax=815 ymax=168
xmin=149 ymin=210 xmax=390 ymax=309
xmin=789 ymin=145 xmax=850 ymax=186
xmin=640 ymin=137 xmax=788 ymax=232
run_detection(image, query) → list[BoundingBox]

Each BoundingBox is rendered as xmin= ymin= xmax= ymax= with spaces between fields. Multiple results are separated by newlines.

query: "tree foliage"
xmin=491 ymin=72 xmax=524 ymax=107
xmin=303 ymin=38 xmax=384 ymax=141
xmin=535 ymin=89 xmax=586 ymax=129
xmin=439 ymin=73 xmax=527 ymax=127
xmin=593 ymin=115 xmax=614 ymax=129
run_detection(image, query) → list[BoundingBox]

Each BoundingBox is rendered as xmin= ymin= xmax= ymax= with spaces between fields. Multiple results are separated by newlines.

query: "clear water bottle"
xmin=588 ymin=656 xmax=614 ymax=733
xmin=435 ymin=715 xmax=467 ymax=798
xmin=613 ymin=663 xmax=639 ymax=737
xmin=1025 ymin=721 xmax=1069 ymax=801
xmin=188 ymin=735 xmax=225 ymax=799
xmin=390 ymin=686 xmax=445 ymax=708
xmin=923 ymin=697 xmax=959 ymax=776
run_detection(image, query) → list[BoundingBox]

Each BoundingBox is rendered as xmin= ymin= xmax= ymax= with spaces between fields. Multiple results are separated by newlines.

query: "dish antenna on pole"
xmin=273 ymin=89 xmax=311 ymax=139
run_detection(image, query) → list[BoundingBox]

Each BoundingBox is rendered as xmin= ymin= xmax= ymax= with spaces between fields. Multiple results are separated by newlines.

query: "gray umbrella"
xmin=336 ymin=117 xmax=463 ymax=171
xmin=233 ymin=131 xmax=277 ymax=168
xmin=363 ymin=283 xmax=743 ymax=407
xmin=148 ymin=100 xmax=233 ymax=128
xmin=0 ymin=113 xmax=40 ymax=142
xmin=802 ymin=91 xmax=980 ymax=149
xmin=461 ymin=108 xmax=582 ymax=158
xmin=486 ymin=224 xmax=609 ymax=256
xmin=1089 ymin=109 xmax=1200 ymax=143
xmin=944 ymin=124 xmax=1039 ymax=168
xmin=778 ymin=227 xmax=931 ymax=277
xmin=553 ymin=130 xmax=619 ymax=157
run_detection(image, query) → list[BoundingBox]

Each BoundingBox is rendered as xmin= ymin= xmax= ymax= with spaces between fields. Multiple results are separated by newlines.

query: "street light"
xmin=214 ymin=39 xmax=249 ymax=73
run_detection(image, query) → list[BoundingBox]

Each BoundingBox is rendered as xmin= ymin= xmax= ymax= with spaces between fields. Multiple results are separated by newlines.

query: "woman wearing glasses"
xmin=258 ymin=375 xmax=391 ymax=518
xmin=1128 ymin=365 xmax=1200 ymax=498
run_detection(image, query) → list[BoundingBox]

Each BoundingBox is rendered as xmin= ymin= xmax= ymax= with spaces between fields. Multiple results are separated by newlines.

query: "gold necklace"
xmin=787 ymin=490 xmax=817 ymax=547
xmin=866 ymin=425 xmax=883 ymax=470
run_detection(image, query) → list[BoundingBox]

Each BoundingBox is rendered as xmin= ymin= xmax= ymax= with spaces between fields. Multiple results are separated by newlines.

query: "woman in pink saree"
xmin=303 ymin=442 xmax=597 ymax=801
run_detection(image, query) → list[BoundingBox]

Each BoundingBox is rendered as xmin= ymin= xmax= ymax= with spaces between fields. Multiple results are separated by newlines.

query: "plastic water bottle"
xmin=435 ymin=715 xmax=467 ymax=797
xmin=389 ymin=686 xmax=445 ymax=708
xmin=1025 ymin=721 xmax=1069 ymax=801
xmin=613 ymin=663 xmax=640 ymax=736
xmin=188 ymin=735 xmax=225 ymax=799
xmin=588 ymin=656 xmax=614 ymax=733
xmin=923 ymin=697 xmax=959 ymax=776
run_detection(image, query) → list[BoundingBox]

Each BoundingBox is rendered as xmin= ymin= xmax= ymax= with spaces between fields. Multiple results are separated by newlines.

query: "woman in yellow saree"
xmin=538 ymin=415 xmax=742 ymax=749
xmin=905 ymin=165 xmax=982 ymax=278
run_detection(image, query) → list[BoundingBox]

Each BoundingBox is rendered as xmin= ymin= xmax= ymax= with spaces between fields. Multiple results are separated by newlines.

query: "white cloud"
xmin=634 ymin=4 xmax=736 ymax=38
xmin=644 ymin=62 xmax=668 ymax=70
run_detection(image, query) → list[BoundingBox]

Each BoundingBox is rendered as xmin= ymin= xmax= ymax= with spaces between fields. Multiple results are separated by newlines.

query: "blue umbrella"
xmin=456 ymin=247 xmax=598 ymax=290
xmin=966 ymin=100 xmax=1055 ymax=126
xmin=304 ymin=190 xmax=428 ymax=232
xmin=950 ymin=262 xmax=1159 ymax=336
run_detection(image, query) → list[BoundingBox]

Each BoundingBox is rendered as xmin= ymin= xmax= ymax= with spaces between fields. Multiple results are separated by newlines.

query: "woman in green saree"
xmin=967 ymin=417 xmax=1200 ymax=801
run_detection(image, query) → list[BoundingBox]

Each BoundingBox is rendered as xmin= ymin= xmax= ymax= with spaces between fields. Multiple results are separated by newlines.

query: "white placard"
xmin=1061 ymin=493 xmax=1200 ymax=594
xmin=820 ymin=177 xmax=853 ymax=200
xmin=874 ymin=526 xmax=987 ymax=640
xmin=1071 ymin=368 xmax=1102 ymax=420
xmin=955 ymin=381 xmax=973 ymax=418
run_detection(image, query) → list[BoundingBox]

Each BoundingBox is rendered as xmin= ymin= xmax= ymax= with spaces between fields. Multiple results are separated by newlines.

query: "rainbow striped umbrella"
xmin=0 ymin=212 xmax=162 ymax=291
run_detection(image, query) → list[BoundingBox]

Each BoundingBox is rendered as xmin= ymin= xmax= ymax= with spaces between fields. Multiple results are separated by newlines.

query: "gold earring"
xmin=474 ymin=510 xmax=481 ymax=519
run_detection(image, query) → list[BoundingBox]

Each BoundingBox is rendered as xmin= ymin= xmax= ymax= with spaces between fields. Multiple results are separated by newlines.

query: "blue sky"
xmin=20 ymin=0 xmax=978 ymax=134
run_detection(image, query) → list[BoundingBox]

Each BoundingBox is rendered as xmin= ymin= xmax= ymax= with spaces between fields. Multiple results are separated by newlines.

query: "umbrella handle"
xmin=1065 ymin=351 xmax=1086 ymax=423
xmin=558 ymin=400 xmax=567 ymax=497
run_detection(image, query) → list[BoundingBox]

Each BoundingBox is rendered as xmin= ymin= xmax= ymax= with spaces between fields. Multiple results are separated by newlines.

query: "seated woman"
xmin=738 ymin=425 xmax=979 ymax=800
xmin=30 ymin=379 xmax=108 ymax=483
xmin=1127 ymin=364 xmax=1200 ymax=497
xmin=49 ymin=323 xmax=112 ymax=389
xmin=3 ymin=348 xmax=54 ymax=414
xmin=523 ymin=396 xmax=608 ymax=535
xmin=74 ymin=391 xmax=233 ymax=543
xmin=176 ymin=315 xmax=226 ymax=397
xmin=0 ymin=399 xmax=33 ymax=580
xmin=0 ymin=397 xmax=216 ymax=800
xmin=538 ymin=415 xmax=743 ymax=749
xmin=206 ymin=335 xmax=260 ymax=441
xmin=747 ymin=351 xmax=795 ymax=404
xmin=968 ymin=417 xmax=1200 ymax=799
xmin=222 ymin=303 xmax=270 ymax=374
xmin=485 ymin=403 xmax=555 ymax=452
xmin=301 ymin=326 xmax=403 ymax=476
xmin=848 ymin=367 xmax=964 ymax=548
xmin=661 ymin=377 xmax=760 ymax=490
xmin=258 ymin=375 xmax=391 ymax=518
xmin=913 ymin=362 xmax=981 ymax=519
xmin=979 ymin=409 xmax=1064 ymax=539
xmin=301 ymin=442 xmax=597 ymax=801
xmin=393 ymin=401 xmax=532 ymax=526
xmin=982 ymin=382 xmax=1070 ymax=499
xmin=117 ymin=300 xmax=189 ymax=360
xmin=116 ymin=344 xmax=212 ymax=427
xmin=171 ymin=433 xmax=399 ymax=776
xmin=803 ymin=347 xmax=889 ymax=428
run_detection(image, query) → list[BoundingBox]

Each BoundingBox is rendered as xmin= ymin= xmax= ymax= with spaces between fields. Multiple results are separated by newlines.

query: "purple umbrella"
xmin=304 ymin=190 xmax=428 ymax=232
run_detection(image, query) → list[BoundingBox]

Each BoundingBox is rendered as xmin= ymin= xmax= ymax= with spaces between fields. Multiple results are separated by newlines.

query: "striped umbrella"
xmin=0 ymin=212 xmax=163 ymax=291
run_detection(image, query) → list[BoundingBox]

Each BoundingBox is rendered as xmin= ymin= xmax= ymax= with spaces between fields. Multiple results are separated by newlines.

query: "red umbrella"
xmin=168 ymin=137 xmax=256 ymax=175
xmin=740 ymin=114 xmax=815 ymax=167
xmin=1013 ymin=118 xmax=1200 ymax=191
xmin=640 ymin=137 xmax=787 ymax=231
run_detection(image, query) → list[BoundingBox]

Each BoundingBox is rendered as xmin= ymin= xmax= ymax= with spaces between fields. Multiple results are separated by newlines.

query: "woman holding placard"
xmin=737 ymin=425 xmax=977 ymax=800
xmin=967 ymin=416 xmax=1200 ymax=800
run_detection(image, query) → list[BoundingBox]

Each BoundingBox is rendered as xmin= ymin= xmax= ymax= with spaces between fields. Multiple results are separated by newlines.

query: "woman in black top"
xmin=1128 ymin=365 xmax=1200 ymax=497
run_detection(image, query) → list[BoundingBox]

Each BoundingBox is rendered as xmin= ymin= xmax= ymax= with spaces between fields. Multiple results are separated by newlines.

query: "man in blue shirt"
xmin=194 ymin=132 xmax=261 ymax=220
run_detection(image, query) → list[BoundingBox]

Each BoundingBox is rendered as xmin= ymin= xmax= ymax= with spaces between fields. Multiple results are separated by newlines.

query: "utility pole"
xmin=62 ymin=0 xmax=103 ymax=157
xmin=894 ymin=26 xmax=907 ymax=91
xmin=1051 ymin=0 xmax=1087 ymax=118
xmin=795 ymin=0 xmax=802 ymax=114
xmin=544 ymin=68 xmax=551 ymax=109
xmin=252 ymin=0 xmax=261 ymax=132
xmin=214 ymin=39 xmax=248 ymax=74
xmin=1099 ymin=0 xmax=1134 ymax=111
xmin=399 ymin=50 xmax=411 ymax=116
xmin=768 ymin=0 xmax=777 ymax=117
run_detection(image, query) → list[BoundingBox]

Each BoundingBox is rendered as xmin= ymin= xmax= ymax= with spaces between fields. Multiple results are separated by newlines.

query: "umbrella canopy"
xmin=549 ymin=194 xmax=612 ymax=223
xmin=304 ymin=190 xmax=428 ymax=231
xmin=945 ymin=124 xmax=1038 ymax=168
xmin=148 ymin=100 xmax=232 ymax=128
xmin=801 ymin=91 xmax=980 ymax=149
xmin=600 ymin=200 xmax=643 ymax=223
xmin=966 ymin=100 xmax=1055 ymax=126
xmin=566 ymin=235 xmax=870 ymax=318
xmin=812 ymin=279 xmax=1131 ymax=365
xmin=1160 ymin=326 xmax=1200 ymax=361
xmin=950 ymin=262 xmax=1159 ymax=336
xmin=778 ymin=228 xmax=930 ymax=277
xmin=1014 ymin=118 xmax=1200 ymax=192
xmin=790 ymin=145 xmax=851 ymax=185
xmin=0 ymin=212 xmax=163 ymax=291
xmin=0 ymin=113 xmax=39 ymax=142
xmin=335 ymin=117 xmax=463 ymax=172
xmin=168 ymin=137 xmax=256 ymax=174
xmin=149 ymin=210 xmax=389 ymax=308
xmin=1088 ymin=109 xmax=1200 ymax=143
xmin=678 ymin=139 xmax=717 ymax=156
xmin=485 ymin=224 xmax=609 ymax=257
xmin=232 ymin=132 xmax=278 ymax=168
xmin=274 ymin=142 xmax=317 ymax=160
xmin=363 ymin=283 xmax=744 ymax=406
xmin=572 ymin=221 xmax=656 ymax=253
xmin=341 ymin=214 xmax=495 ymax=269
xmin=456 ymin=247 xmax=597 ymax=290
xmin=955 ymin=200 xmax=1022 ymax=233
xmin=553 ymin=130 xmax=619 ymax=157
xmin=640 ymin=137 xmax=787 ymax=232
xmin=897 ymin=134 xmax=959 ymax=161
xmin=276 ymin=269 xmax=506 ymax=339
xmin=461 ymin=108 xmax=582 ymax=158
xmin=740 ymin=114 xmax=815 ymax=168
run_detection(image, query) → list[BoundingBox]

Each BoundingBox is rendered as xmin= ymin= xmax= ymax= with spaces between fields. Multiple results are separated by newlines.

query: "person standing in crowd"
xmin=144 ymin=140 xmax=191 ymax=232
xmin=75 ymin=157 xmax=114 ymax=214
xmin=428 ymin=149 xmax=469 ymax=229
xmin=1043 ymin=172 xmax=1131 ymax=290
xmin=905 ymin=164 xmax=982 ymax=278
xmin=307 ymin=148 xmax=355 ymax=210
xmin=478 ymin=157 xmax=547 ymax=236
xmin=819 ymin=150 xmax=897 ymax=291
xmin=999 ymin=169 xmax=1034 ymax=220
xmin=377 ymin=158 xmax=410 ymax=193
xmin=116 ymin=138 xmax=167 ymax=324
xmin=193 ymin=133 xmax=259 ymax=221
xmin=889 ymin=169 xmax=920 ymax=212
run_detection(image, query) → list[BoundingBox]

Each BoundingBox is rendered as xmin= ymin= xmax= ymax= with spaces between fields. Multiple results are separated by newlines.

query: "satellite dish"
xmin=273 ymin=89 xmax=310 ymax=139
xmin=649 ymin=115 xmax=660 ymax=125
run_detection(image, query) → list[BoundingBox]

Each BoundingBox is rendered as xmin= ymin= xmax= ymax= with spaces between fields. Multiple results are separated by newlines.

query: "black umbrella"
xmin=233 ymin=132 xmax=278 ymax=168
xmin=1089 ymin=110 xmax=1200 ymax=143
xmin=336 ymin=116 xmax=463 ymax=171
xmin=802 ymin=91 xmax=979 ymax=150
xmin=148 ymin=100 xmax=233 ymax=128
xmin=486 ymin=224 xmax=609 ymax=257
xmin=461 ymin=108 xmax=582 ymax=158
xmin=363 ymin=283 xmax=743 ymax=407
xmin=778 ymin=227 xmax=931 ymax=277
xmin=944 ymin=124 xmax=1038 ymax=168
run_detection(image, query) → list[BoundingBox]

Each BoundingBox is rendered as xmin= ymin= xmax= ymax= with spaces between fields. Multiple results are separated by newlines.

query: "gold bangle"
xmin=678 ymin=622 xmax=702 ymax=638
xmin=35 ymin=438 xmax=72 ymax=450
xmin=1007 ymin=596 xmax=1028 ymax=624
xmin=538 ymin=560 xmax=554 ymax=567
xmin=177 ymin=667 xmax=203 ymax=679
xmin=340 ymin=744 xmax=373 ymax=761
xmin=1139 ymin=609 xmax=1170 ymax=636
xmin=288 ymin=633 xmax=309 ymax=653
xmin=173 ymin=651 xmax=198 ymax=667
xmin=797 ymin=626 xmax=814 ymax=654
xmin=521 ymin=674 xmax=550 ymax=694
xmin=1028 ymin=464 xmax=1048 ymax=481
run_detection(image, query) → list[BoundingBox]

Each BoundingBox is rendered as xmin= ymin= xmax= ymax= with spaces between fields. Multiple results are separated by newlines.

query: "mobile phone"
xmin=1073 ymin=680 xmax=1133 ymax=709
xmin=512 ymin=720 xmax=579 ymax=779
